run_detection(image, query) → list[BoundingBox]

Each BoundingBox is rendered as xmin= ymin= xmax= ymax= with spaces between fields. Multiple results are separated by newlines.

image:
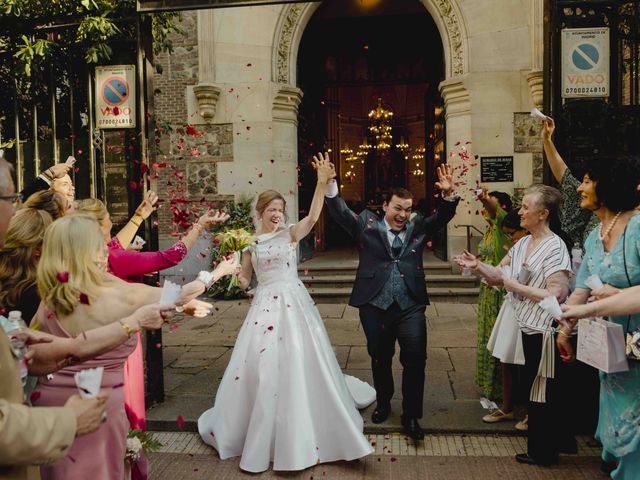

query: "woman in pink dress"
xmin=32 ymin=215 xmax=235 ymax=480
xmin=77 ymin=198 xmax=228 ymax=436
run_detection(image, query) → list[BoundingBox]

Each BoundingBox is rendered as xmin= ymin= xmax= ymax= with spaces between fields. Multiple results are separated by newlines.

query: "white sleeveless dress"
xmin=197 ymin=225 xmax=375 ymax=472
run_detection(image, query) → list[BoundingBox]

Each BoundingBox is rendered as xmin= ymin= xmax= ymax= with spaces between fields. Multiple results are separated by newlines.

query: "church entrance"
xmin=296 ymin=0 xmax=446 ymax=255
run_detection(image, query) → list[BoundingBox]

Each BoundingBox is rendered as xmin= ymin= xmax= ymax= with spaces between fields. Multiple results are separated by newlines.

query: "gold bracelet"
xmin=130 ymin=216 xmax=142 ymax=227
xmin=558 ymin=330 xmax=572 ymax=338
xmin=192 ymin=223 xmax=205 ymax=234
xmin=119 ymin=320 xmax=135 ymax=337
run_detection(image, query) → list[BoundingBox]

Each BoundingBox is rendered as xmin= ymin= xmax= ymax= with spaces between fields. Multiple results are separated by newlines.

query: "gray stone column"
xmin=194 ymin=9 xmax=221 ymax=123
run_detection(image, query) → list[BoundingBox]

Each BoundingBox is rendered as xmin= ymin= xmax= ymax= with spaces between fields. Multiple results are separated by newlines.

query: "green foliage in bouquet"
xmin=125 ymin=429 xmax=162 ymax=464
xmin=207 ymin=195 xmax=255 ymax=300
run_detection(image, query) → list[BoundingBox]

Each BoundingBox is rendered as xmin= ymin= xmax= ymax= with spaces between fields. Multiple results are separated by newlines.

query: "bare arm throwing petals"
xmin=290 ymin=152 xmax=336 ymax=242
xmin=541 ymin=117 xmax=568 ymax=183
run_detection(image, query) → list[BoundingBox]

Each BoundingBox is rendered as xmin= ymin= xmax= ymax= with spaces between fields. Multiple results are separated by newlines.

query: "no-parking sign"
xmin=95 ymin=65 xmax=136 ymax=128
xmin=561 ymin=28 xmax=609 ymax=98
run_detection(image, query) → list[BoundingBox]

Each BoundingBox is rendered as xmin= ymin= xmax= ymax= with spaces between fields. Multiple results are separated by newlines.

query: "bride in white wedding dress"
xmin=197 ymin=153 xmax=375 ymax=473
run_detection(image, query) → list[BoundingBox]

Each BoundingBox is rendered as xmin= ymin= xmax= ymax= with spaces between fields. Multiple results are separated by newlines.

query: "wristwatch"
xmin=197 ymin=270 xmax=215 ymax=289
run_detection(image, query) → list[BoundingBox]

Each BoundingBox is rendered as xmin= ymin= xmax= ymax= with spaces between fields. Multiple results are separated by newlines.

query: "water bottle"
xmin=571 ymin=243 xmax=583 ymax=273
xmin=5 ymin=311 xmax=28 ymax=386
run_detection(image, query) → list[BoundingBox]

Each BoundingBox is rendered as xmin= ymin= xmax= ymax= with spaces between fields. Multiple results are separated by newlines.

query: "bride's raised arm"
xmin=290 ymin=152 xmax=336 ymax=243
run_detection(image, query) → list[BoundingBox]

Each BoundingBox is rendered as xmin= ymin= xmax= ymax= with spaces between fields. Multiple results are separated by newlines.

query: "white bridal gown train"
xmin=197 ymin=225 xmax=375 ymax=472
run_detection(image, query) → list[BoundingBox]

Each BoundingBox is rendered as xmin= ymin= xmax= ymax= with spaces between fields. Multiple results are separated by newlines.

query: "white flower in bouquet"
xmin=126 ymin=437 xmax=143 ymax=462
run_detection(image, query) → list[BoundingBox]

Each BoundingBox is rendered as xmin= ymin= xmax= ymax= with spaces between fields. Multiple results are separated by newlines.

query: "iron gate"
xmin=546 ymin=0 xmax=640 ymax=179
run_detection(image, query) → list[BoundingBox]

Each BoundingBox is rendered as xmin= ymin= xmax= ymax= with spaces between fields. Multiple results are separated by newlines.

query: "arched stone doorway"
xmin=271 ymin=0 xmax=471 ymax=259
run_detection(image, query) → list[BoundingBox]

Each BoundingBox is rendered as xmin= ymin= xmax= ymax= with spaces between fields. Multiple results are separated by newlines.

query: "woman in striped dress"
xmin=455 ymin=184 xmax=572 ymax=466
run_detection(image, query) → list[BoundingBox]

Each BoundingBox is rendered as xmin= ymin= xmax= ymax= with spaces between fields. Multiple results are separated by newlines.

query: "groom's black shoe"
xmin=371 ymin=404 xmax=391 ymax=424
xmin=401 ymin=417 xmax=425 ymax=440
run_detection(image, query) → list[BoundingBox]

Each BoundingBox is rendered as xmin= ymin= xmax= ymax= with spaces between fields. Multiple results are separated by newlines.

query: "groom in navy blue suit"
xmin=325 ymin=164 xmax=459 ymax=439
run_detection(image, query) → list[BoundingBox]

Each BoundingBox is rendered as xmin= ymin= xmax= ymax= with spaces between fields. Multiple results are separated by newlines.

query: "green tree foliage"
xmin=0 ymin=0 xmax=183 ymax=148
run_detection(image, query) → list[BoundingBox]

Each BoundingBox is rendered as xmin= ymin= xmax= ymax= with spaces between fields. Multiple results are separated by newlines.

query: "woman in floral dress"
xmin=475 ymin=190 xmax=512 ymax=402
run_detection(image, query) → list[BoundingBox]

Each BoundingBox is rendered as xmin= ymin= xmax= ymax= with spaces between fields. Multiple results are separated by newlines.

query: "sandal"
xmin=482 ymin=409 xmax=514 ymax=423
xmin=515 ymin=415 xmax=528 ymax=431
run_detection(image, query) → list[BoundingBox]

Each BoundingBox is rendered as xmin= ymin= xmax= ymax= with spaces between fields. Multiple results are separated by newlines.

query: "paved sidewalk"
xmin=148 ymin=432 xmax=603 ymax=479
xmin=147 ymin=301 xmax=521 ymax=434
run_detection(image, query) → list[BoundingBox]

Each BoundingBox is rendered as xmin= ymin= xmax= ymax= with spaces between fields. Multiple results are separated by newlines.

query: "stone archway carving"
xmin=272 ymin=0 xmax=469 ymax=86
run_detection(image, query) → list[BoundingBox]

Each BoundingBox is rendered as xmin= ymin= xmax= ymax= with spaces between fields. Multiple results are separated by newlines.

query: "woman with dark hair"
xmin=484 ymin=210 xmax=528 ymax=427
xmin=557 ymin=155 xmax=640 ymax=480
xmin=23 ymin=190 xmax=69 ymax=219
xmin=455 ymin=184 xmax=572 ymax=466
xmin=542 ymin=117 xmax=599 ymax=246
xmin=474 ymin=189 xmax=513 ymax=408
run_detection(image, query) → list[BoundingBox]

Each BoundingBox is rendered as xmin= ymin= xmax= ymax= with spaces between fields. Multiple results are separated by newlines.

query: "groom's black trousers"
xmin=359 ymin=302 xmax=427 ymax=418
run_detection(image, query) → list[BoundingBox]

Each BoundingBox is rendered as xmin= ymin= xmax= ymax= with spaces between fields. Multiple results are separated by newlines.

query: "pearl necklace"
xmin=598 ymin=211 xmax=622 ymax=241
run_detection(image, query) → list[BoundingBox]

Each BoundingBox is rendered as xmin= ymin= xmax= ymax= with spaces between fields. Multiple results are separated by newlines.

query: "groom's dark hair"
xmin=384 ymin=188 xmax=413 ymax=205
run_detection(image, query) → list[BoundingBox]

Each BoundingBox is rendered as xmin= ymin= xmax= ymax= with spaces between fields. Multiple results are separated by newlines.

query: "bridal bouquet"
xmin=213 ymin=228 xmax=256 ymax=290
xmin=125 ymin=430 xmax=162 ymax=463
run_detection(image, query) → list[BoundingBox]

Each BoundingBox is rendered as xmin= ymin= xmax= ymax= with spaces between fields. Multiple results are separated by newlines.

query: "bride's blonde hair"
xmin=37 ymin=215 xmax=108 ymax=317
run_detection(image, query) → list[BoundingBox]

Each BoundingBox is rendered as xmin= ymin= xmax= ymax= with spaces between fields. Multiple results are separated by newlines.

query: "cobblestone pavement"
xmin=148 ymin=432 xmax=603 ymax=479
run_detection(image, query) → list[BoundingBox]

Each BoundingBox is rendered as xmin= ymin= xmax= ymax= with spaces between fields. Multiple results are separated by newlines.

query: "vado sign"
xmin=95 ymin=65 xmax=136 ymax=129
xmin=562 ymin=27 xmax=609 ymax=98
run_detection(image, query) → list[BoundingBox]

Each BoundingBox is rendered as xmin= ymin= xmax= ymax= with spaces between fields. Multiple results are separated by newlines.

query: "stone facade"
xmin=153 ymin=0 xmax=546 ymax=267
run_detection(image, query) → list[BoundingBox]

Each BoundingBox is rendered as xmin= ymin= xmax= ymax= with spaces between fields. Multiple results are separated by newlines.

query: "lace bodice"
xmin=250 ymin=226 xmax=299 ymax=287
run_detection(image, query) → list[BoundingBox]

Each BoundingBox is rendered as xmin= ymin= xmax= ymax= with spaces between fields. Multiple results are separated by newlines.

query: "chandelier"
xmin=368 ymin=98 xmax=393 ymax=151
xmin=340 ymin=98 xmax=404 ymax=181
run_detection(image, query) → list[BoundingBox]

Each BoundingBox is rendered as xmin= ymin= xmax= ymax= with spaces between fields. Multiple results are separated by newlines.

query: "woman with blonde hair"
xmin=77 ymin=197 xmax=229 ymax=440
xmin=0 ymin=208 xmax=53 ymax=323
xmin=31 ymin=215 xmax=236 ymax=480
xmin=198 ymin=153 xmax=375 ymax=473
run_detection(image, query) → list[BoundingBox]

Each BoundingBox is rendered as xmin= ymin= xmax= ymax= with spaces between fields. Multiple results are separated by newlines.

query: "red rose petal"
xmin=30 ymin=391 xmax=41 ymax=402
xmin=176 ymin=415 xmax=184 ymax=429
xmin=56 ymin=272 xmax=69 ymax=283
xmin=79 ymin=293 xmax=90 ymax=305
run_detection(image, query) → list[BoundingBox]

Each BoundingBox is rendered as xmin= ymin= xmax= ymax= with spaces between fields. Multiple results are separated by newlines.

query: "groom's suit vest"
xmin=369 ymin=236 xmax=416 ymax=311
xmin=325 ymin=194 xmax=459 ymax=310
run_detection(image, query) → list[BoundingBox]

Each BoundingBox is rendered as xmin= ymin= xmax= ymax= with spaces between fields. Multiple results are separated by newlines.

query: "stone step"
xmin=307 ymin=286 xmax=480 ymax=304
xmin=298 ymin=262 xmax=453 ymax=276
xmin=299 ymin=274 xmax=477 ymax=289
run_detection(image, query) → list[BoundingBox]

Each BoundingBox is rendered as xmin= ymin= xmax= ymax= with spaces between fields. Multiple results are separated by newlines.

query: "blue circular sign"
xmin=101 ymin=76 xmax=129 ymax=106
xmin=572 ymin=44 xmax=599 ymax=70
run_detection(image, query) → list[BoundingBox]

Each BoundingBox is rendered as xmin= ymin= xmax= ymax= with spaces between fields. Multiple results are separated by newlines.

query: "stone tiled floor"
xmin=153 ymin=432 xmax=601 ymax=458
xmin=147 ymin=301 xmax=518 ymax=433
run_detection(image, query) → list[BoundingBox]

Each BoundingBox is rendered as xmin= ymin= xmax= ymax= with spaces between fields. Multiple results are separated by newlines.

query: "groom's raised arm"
xmin=414 ymin=195 xmax=460 ymax=235
xmin=324 ymin=179 xmax=366 ymax=239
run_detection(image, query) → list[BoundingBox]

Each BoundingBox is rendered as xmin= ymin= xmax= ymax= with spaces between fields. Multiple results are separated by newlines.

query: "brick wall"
xmin=153 ymin=11 xmax=234 ymax=243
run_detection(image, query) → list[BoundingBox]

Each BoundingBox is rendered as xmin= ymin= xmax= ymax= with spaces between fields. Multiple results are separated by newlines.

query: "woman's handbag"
xmin=576 ymin=317 xmax=629 ymax=373
xmin=621 ymin=225 xmax=640 ymax=361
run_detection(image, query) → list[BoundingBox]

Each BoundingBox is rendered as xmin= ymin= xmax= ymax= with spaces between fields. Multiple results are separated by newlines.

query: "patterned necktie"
xmin=391 ymin=230 xmax=402 ymax=258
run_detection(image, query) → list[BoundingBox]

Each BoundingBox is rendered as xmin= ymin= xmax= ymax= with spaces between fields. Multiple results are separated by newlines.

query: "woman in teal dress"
xmin=475 ymin=190 xmax=512 ymax=401
xmin=557 ymin=156 xmax=640 ymax=480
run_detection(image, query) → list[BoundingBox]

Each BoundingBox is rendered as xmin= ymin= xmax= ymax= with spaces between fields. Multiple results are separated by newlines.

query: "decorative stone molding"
xmin=274 ymin=4 xmax=306 ymax=84
xmin=272 ymin=85 xmax=303 ymax=124
xmin=193 ymin=83 xmax=221 ymax=123
xmin=526 ymin=70 xmax=544 ymax=110
xmin=433 ymin=0 xmax=466 ymax=77
xmin=439 ymin=76 xmax=470 ymax=119
xmin=273 ymin=0 xmax=468 ymax=84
